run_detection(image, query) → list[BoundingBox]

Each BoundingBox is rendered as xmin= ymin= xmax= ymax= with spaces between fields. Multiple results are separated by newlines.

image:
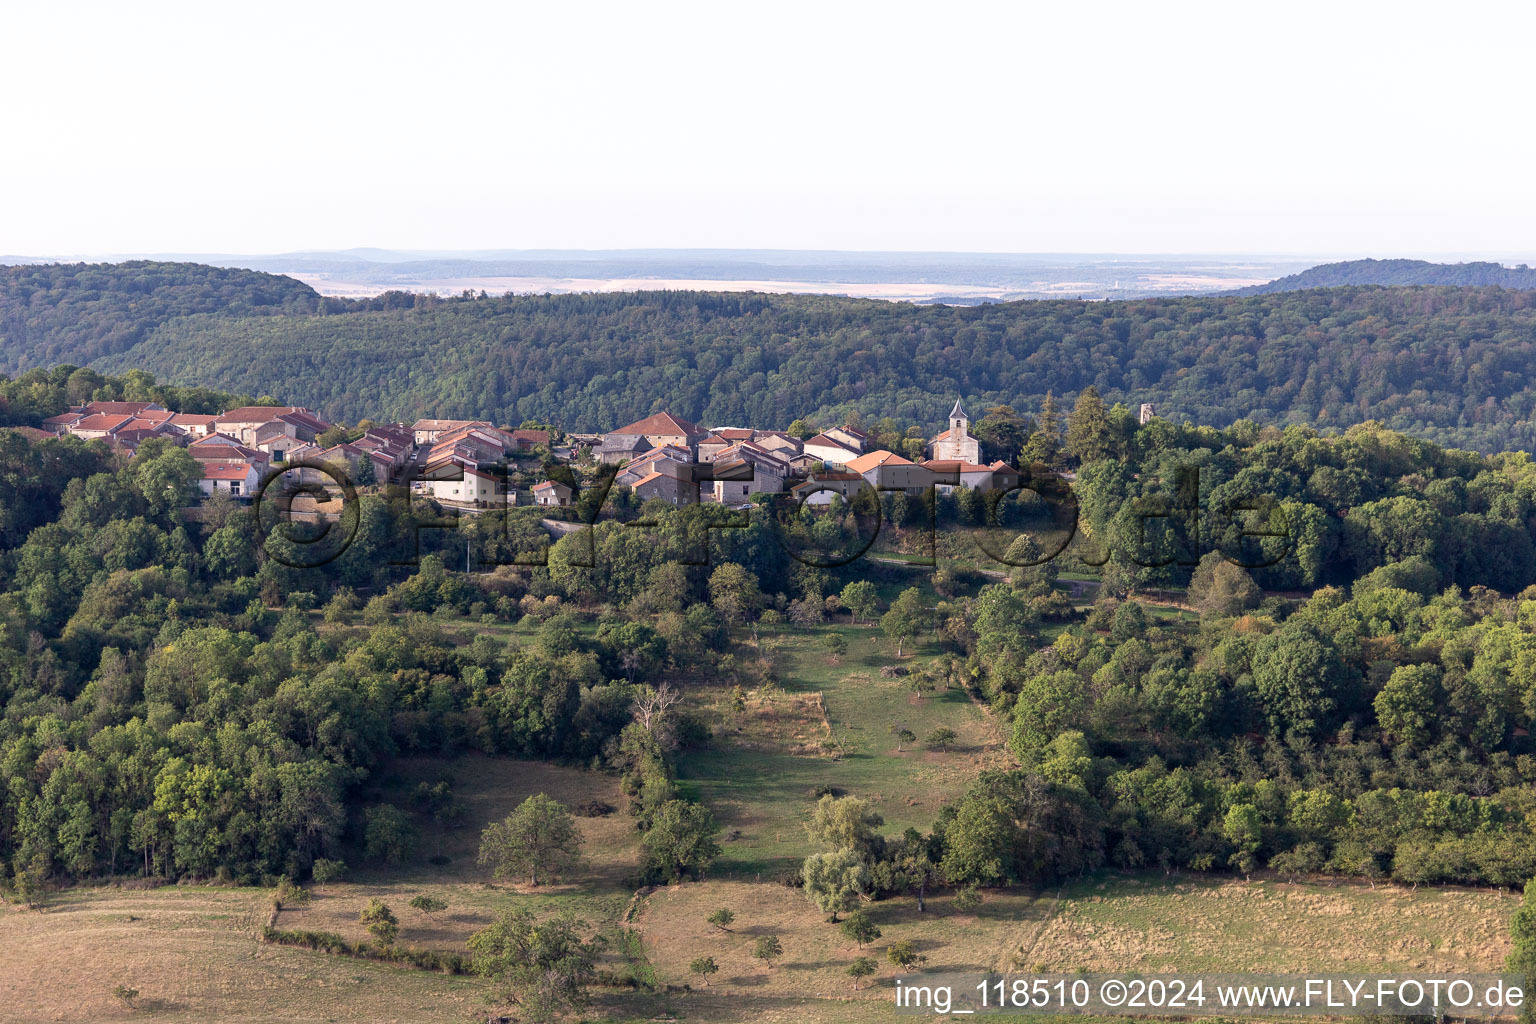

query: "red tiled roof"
xmin=201 ymin=463 xmax=255 ymax=481
xmin=610 ymin=411 xmax=702 ymax=437
xmin=4 ymin=425 xmax=52 ymax=441
xmin=82 ymin=401 xmax=163 ymax=416
xmin=70 ymin=414 xmax=134 ymax=433
xmin=845 ymin=450 xmax=914 ymax=473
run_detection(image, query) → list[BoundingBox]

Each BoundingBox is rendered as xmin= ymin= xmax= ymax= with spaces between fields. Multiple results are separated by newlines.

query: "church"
xmin=927 ymin=398 xmax=980 ymax=463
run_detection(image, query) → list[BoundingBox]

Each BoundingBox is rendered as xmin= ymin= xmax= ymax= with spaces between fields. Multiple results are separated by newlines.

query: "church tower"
xmin=948 ymin=398 xmax=969 ymax=442
xmin=929 ymin=397 xmax=981 ymax=463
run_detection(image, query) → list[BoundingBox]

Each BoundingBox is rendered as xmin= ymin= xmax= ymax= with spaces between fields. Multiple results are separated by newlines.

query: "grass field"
xmin=678 ymin=624 xmax=1006 ymax=876
xmin=7 ymin=864 xmax=1520 ymax=1022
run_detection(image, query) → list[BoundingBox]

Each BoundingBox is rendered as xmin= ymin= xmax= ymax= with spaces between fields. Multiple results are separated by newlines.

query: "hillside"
xmin=13 ymin=262 xmax=1536 ymax=449
xmin=96 ymin=283 xmax=1536 ymax=452
xmin=0 ymin=260 xmax=326 ymax=372
xmin=1237 ymin=257 xmax=1536 ymax=294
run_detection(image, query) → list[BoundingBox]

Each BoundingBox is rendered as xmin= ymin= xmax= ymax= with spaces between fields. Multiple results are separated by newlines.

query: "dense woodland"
xmin=2 ymin=372 xmax=1536 ymax=900
xmin=13 ymin=262 xmax=1536 ymax=449
xmin=1240 ymin=258 xmax=1536 ymax=294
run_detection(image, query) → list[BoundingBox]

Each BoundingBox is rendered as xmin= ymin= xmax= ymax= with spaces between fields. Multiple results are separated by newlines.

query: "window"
xmin=229 ymin=482 xmax=241 ymax=495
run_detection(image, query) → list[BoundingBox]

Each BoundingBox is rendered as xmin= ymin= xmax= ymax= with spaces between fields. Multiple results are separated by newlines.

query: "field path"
xmin=992 ymin=887 xmax=1064 ymax=972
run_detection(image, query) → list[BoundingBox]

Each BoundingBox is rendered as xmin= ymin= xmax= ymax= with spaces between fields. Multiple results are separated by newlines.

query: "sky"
xmin=5 ymin=0 xmax=1536 ymax=257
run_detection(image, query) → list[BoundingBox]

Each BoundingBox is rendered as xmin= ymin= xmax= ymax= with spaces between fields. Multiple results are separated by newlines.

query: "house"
xmin=988 ymin=461 xmax=1021 ymax=493
xmin=707 ymin=442 xmax=789 ymax=504
xmin=215 ymin=406 xmax=330 ymax=445
xmin=823 ymin=424 xmax=870 ymax=453
xmin=2 ymin=425 xmax=53 ymax=443
xmin=532 ymin=480 xmax=574 ymax=507
xmin=509 ymin=428 xmax=551 ymax=451
xmin=67 ymin=414 xmax=135 ymax=440
xmin=316 ymin=442 xmax=393 ymax=483
xmin=189 ymin=434 xmax=270 ymax=468
xmin=411 ymin=418 xmax=493 ymax=446
xmin=41 ymin=411 xmax=84 ymax=434
xmin=631 ymin=463 xmax=696 ymax=505
xmin=615 ymin=444 xmax=693 ymax=486
xmin=426 ymin=466 xmax=504 ymax=506
xmin=922 ymin=459 xmax=998 ymax=494
xmin=753 ymin=431 xmax=802 ymax=458
xmin=844 ymin=449 xmax=934 ymax=495
xmin=927 ymin=398 xmax=981 ymax=463
xmin=802 ymin=433 xmax=861 ymax=467
xmin=597 ymin=433 xmax=653 ymax=465
xmin=81 ymin=401 xmax=166 ymax=418
xmin=199 ymin=461 xmax=261 ymax=499
xmin=791 ymin=470 xmax=868 ymax=506
xmin=166 ymin=413 xmax=219 ymax=439
xmin=604 ymin=411 xmax=704 ymax=456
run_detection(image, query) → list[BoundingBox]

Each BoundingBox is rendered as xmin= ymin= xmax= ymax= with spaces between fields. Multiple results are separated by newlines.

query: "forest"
xmin=13 ymin=261 xmax=1536 ymax=449
xmin=1239 ymin=258 xmax=1536 ymax=294
xmin=2 ymin=376 xmax=1536 ymax=900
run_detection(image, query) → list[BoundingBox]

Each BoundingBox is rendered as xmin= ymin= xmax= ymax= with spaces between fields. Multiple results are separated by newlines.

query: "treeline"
xmin=0 ymin=261 xmax=325 ymax=372
xmin=12 ymin=261 xmax=1536 ymax=449
xmin=0 ymin=364 xmax=250 ymax=428
xmin=1239 ymin=258 xmax=1536 ymax=294
xmin=94 ymin=283 xmax=1536 ymax=451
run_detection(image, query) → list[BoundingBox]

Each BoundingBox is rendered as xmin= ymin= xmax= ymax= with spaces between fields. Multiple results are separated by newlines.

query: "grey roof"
xmin=599 ymin=433 xmax=653 ymax=453
xmin=950 ymin=397 xmax=969 ymax=421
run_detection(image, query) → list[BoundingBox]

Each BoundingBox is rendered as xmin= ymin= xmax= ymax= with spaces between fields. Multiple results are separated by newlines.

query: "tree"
xmin=1509 ymin=878 xmax=1536 ymax=1024
xmin=893 ymin=726 xmax=916 ymax=752
xmin=752 ymin=934 xmax=783 ymax=970
xmin=363 ymin=805 xmax=416 ymax=865
xmin=1065 ymin=386 xmax=1114 ymax=464
xmin=468 ymin=908 xmax=598 ymax=1023
xmin=805 ymin=794 xmax=885 ymax=858
xmin=841 ymin=580 xmax=879 ymax=624
xmin=641 ymin=800 xmax=721 ymax=882
xmin=1021 ymin=391 xmax=1063 ymax=467
xmin=952 ymin=886 xmax=983 ymax=913
xmin=926 ymin=727 xmax=957 ymax=751
xmin=111 ymin=984 xmax=139 ymax=1009
xmin=881 ymin=587 xmax=927 ymax=657
xmin=887 ymin=940 xmax=926 ymax=971
xmin=802 ymin=848 xmax=868 ymax=922
xmin=1374 ymin=663 xmax=1440 ymax=749
xmin=360 ymin=899 xmax=399 ymax=946
xmin=824 ymin=632 xmax=848 ymax=662
xmin=707 ymin=907 xmax=735 ymax=932
xmin=311 ymin=858 xmax=346 ymax=889
xmin=841 ymin=908 xmax=881 ymax=948
xmin=1223 ymin=803 xmax=1262 ymax=879
xmin=689 ymin=955 xmax=719 ymax=987
xmin=848 ymin=956 xmax=879 ymax=989
xmin=709 ymin=562 xmax=762 ymax=626
xmin=1251 ymin=621 xmax=1357 ymax=737
xmin=478 ymin=794 xmax=584 ymax=886
xmin=1187 ymin=552 xmax=1261 ymax=616
xmin=409 ymin=894 xmax=447 ymax=919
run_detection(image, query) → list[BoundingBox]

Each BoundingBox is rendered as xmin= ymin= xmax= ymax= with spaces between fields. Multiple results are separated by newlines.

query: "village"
xmin=38 ymin=397 xmax=1034 ymax=511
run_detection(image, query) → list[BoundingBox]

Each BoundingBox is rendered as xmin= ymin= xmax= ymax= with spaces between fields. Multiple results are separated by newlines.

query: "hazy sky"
xmin=5 ymin=0 xmax=1535 ymax=256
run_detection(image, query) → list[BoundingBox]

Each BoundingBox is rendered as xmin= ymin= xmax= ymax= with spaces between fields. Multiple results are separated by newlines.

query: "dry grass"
xmin=0 ymin=886 xmax=486 ymax=1024
xmin=1025 ymin=874 xmax=1519 ymax=975
xmin=634 ymin=879 xmax=1052 ymax=1001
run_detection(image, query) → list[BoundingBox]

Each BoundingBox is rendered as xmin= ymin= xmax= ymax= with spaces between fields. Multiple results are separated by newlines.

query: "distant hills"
xmin=12 ymin=259 xmax=1536 ymax=451
xmin=1237 ymin=258 xmax=1536 ymax=294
